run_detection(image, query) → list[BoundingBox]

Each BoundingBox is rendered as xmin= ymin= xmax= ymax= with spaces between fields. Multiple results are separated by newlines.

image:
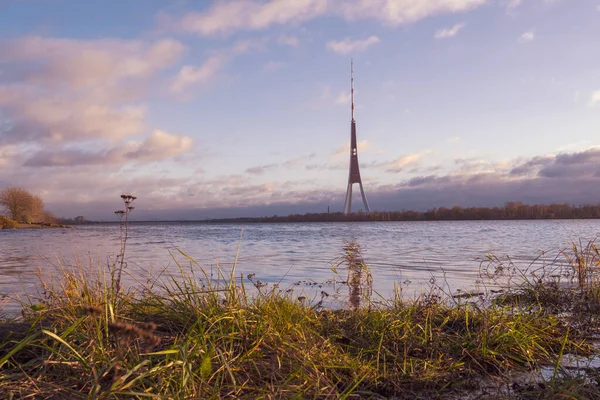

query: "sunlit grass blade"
xmin=42 ymin=329 xmax=90 ymax=370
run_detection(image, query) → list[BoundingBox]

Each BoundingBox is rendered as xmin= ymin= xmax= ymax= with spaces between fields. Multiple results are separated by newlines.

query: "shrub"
xmin=0 ymin=215 xmax=18 ymax=229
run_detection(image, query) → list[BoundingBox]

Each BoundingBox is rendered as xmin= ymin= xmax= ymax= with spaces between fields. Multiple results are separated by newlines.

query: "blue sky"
xmin=1 ymin=0 xmax=600 ymax=220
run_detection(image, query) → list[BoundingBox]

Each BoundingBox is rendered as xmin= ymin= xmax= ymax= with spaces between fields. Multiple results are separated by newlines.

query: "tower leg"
xmin=344 ymin=182 xmax=353 ymax=215
xmin=358 ymin=182 xmax=370 ymax=213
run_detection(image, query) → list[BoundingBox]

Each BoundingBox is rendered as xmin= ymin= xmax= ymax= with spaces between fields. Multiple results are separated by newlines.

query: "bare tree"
xmin=43 ymin=210 xmax=57 ymax=224
xmin=0 ymin=187 xmax=51 ymax=222
xmin=0 ymin=187 xmax=33 ymax=221
xmin=28 ymin=195 xmax=45 ymax=222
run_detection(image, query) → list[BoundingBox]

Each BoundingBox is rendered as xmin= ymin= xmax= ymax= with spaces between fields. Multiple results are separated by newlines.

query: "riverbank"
xmin=1 ymin=243 xmax=600 ymax=398
xmin=206 ymin=202 xmax=600 ymax=223
xmin=16 ymin=222 xmax=73 ymax=229
xmin=1 ymin=216 xmax=73 ymax=229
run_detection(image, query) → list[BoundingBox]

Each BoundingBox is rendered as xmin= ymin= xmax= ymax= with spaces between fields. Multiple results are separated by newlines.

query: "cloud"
xmin=305 ymin=162 xmax=346 ymax=171
xmin=510 ymin=148 xmax=600 ymax=179
xmin=537 ymin=148 xmax=600 ymax=178
xmin=519 ymin=30 xmax=535 ymax=43
xmin=169 ymin=38 xmax=266 ymax=98
xmin=176 ymin=0 xmax=328 ymax=35
xmin=0 ymin=36 xmax=185 ymax=144
xmin=0 ymin=36 xmax=185 ymax=92
xmin=0 ymin=34 xmax=196 ymax=194
xmin=283 ymin=153 xmax=316 ymax=168
xmin=23 ymin=148 xmax=119 ymax=168
xmin=23 ymin=130 xmax=194 ymax=167
xmin=17 ymin=146 xmax=600 ymax=220
xmin=263 ymin=60 xmax=287 ymax=72
xmin=170 ymin=0 xmax=487 ymax=36
xmin=405 ymin=175 xmax=452 ymax=187
xmin=0 ymin=86 xmax=147 ymax=143
xmin=333 ymin=140 xmax=371 ymax=157
xmin=447 ymin=136 xmax=461 ymax=144
xmin=506 ymin=0 xmax=522 ymax=9
xmin=326 ymin=35 xmax=380 ymax=55
xmin=383 ymin=150 xmax=433 ymax=172
xmin=222 ymin=182 xmax=277 ymax=197
xmin=557 ymin=140 xmax=592 ymax=152
xmin=589 ymin=90 xmax=600 ymax=107
xmin=311 ymin=85 xmax=355 ymax=110
xmin=334 ymin=91 xmax=351 ymax=104
xmin=0 ymin=144 xmax=19 ymax=167
xmin=323 ymin=147 xmax=600 ymax=214
xmin=277 ymin=35 xmax=300 ymax=46
xmin=434 ymin=23 xmax=465 ymax=39
xmin=245 ymin=164 xmax=278 ymax=174
xmin=454 ymin=158 xmax=508 ymax=175
xmin=335 ymin=0 xmax=486 ymax=26
xmin=169 ymin=55 xmax=227 ymax=95
xmin=125 ymin=130 xmax=194 ymax=162
xmin=509 ymin=156 xmax=551 ymax=176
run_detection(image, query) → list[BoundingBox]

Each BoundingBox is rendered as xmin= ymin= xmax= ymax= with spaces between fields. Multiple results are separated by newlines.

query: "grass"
xmin=487 ymin=239 xmax=600 ymax=336
xmin=1 ymin=244 xmax=600 ymax=399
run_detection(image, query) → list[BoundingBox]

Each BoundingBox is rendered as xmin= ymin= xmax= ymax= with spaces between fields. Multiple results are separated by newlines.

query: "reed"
xmin=488 ymin=239 xmax=600 ymax=336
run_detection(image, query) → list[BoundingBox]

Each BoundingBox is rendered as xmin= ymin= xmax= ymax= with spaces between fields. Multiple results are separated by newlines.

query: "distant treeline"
xmin=56 ymin=216 xmax=87 ymax=225
xmin=208 ymin=202 xmax=600 ymax=223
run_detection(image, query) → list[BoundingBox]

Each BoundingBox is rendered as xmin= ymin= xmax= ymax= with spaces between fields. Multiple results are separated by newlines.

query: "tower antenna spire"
xmin=351 ymin=59 xmax=355 ymax=121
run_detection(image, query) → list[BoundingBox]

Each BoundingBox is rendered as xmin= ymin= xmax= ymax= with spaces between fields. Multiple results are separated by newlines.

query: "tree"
xmin=0 ymin=187 xmax=50 ymax=222
xmin=28 ymin=195 xmax=45 ymax=222
xmin=43 ymin=210 xmax=57 ymax=224
xmin=0 ymin=187 xmax=33 ymax=221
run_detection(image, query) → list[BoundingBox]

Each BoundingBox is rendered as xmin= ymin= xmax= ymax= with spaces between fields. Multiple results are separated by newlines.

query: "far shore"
xmin=16 ymin=222 xmax=73 ymax=229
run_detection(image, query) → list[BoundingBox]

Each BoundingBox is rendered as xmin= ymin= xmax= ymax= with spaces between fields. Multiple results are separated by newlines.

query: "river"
xmin=1 ymin=220 xmax=598 ymax=314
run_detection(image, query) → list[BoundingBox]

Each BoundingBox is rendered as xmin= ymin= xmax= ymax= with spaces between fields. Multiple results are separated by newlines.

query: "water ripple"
xmin=0 ymin=220 xmax=598 ymax=313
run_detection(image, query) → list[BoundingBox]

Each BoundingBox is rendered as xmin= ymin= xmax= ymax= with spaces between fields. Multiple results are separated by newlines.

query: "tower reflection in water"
xmin=342 ymin=241 xmax=372 ymax=310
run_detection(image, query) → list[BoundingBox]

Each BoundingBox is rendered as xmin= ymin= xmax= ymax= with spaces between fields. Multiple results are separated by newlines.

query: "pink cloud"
xmin=23 ymin=130 xmax=194 ymax=167
xmin=0 ymin=36 xmax=186 ymax=144
xmin=168 ymin=0 xmax=487 ymax=36
xmin=3 ymin=36 xmax=185 ymax=91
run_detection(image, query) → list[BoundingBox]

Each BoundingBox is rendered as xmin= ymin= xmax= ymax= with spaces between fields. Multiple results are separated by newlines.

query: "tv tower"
xmin=343 ymin=60 xmax=371 ymax=215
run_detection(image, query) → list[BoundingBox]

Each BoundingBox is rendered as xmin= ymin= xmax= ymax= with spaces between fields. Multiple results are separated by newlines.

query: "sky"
xmin=1 ymin=0 xmax=600 ymax=220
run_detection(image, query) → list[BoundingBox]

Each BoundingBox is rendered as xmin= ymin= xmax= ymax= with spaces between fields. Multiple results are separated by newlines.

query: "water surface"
xmin=1 ymin=220 xmax=598 ymax=313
